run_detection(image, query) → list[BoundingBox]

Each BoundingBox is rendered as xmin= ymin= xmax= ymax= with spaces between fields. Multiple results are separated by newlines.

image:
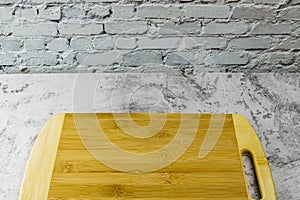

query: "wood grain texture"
xmin=49 ymin=113 xmax=247 ymax=199
xmin=20 ymin=113 xmax=276 ymax=200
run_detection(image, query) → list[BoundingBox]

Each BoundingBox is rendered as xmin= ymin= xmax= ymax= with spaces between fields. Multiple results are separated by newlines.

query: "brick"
xmin=177 ymin=51 xmax=207 ymax=66
xmin=105 ymin=21 xmax=147 ymax=35
xmin=30 ymin=0 xmax=70 ymax=3
xmin=115 ymin=38 xmax=136 ymax=49
xmin=240 ymin=0 xmax=253 ymax=2
xmin=63 ymin=52 xmax=75 ymax=65
xmin=290 ymin=0 xmax=300 ymax=4
xmin=21 ymin=52 xmax=57 ymax=66
xmin=24 ymin=39 xmax=44 ymax=51
xmin=232 ymin=7 xmax=275 ymax=20
xmin=294 ymin=25 xmax=300 ymax=36
xmin=228 ymin=38 xmax=272 ymax=50
xmin=251 ymin=23 xmax=292 ymax=35
xmin=259 ymin=53 xmax=295 ymax=65
xmin=18 ymin=8 xmax=37 ymax=20
xmin=0 ymin=0 xmax=17 ymax=4
xmin=179 ymin=37 xmax=227 ymax=50
xmin=195 ymin=37 xmax=227 ymax=49
xmin=159 ymin=21 xmax=201 ymax=35
xmin=201 ymin=0 xmax=217 ymax=2
xmin=12 ymin=23 xmax=57 ymax=36
xmin=86 ymin=5 xmax=110 ymax=19
xmin=214 ymin=52 xmax=249 ymax=65
xmin=0 ymin=26 xmax=3 ymax=36
xmin=0 ymin=39 xmax=22 ymax=51
xmin=77 ymin=51 xmax=120 ymax=66
xmin=94 ymin=36 xmax=114 ymax=50
xmin=0 ymin=23 xmax=10 ymax=36
xmin=46 ymin=38 xmax=68 ymax=52
xmin=295 ymin=52 xmax=300 ymax=66
xmin=276 ymin=38 xmax=300 ymax=50
xmin=279 ymin=7 xmax=300 ymax=21
xmin=122 ymin=51 xmax=162 ymax=67
xmin=39 ymin=6 xmax=61 ymax=20
xmin=84 ymin=0 xmax=119 ymax=2
xmin=165 ymin=53 xmax=190 ymax=66
xmin=204 ymin=22 xmax=248 ymax=35
xmin=62 ymin=6 xmax=85 ymax=19
xmin=137 ymin=5 xmax=181 ymax=18
xmin=184 ymin=5 xmax=230 ymax=19
xmin=0 ymin=53 xmax=14 ymax=65
xmin=0 ymin=7 xmax=12 ymax=21
xmin=254 ymin=0 xmax=279 ymax=4
xmin=59 ymin=23 xmax=103 ymax=35
xmin=112 ymin=4 xmax=134 ymax=18
xmin=138 ymin=37 xmax=179 ymax=49
xmin=70 ymin=37 xmax=92 ymax=51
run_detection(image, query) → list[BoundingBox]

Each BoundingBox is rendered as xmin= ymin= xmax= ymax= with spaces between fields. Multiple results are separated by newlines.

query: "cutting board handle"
xmin=233 ymin=114 xmax=277 ymax=200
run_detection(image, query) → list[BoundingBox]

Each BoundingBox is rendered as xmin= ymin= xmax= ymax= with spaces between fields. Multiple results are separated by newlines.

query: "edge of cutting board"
xmin=19 ymin=113 xmax=65 ymax=200
xmin=233 ymin=114 xmax=277 ymax=200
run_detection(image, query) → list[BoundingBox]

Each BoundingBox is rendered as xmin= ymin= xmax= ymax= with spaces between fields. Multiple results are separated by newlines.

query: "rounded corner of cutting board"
xmin=232 ymin=114 xmax=277 ymax=200
xmin=19 ymin=113 xmax=66 ymax=200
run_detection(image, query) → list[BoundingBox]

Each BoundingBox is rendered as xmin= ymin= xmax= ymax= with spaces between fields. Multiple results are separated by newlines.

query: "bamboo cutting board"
xmin=20 ymin=113 xmax=276 ymax=200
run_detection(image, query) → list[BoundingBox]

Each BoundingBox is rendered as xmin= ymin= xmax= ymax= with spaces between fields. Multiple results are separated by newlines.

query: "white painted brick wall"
xmin=0 ymin=1 xmax=299 ymax=73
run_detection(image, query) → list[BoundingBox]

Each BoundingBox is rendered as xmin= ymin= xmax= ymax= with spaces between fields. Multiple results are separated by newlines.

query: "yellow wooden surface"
xmin=20 ymin=113 xmax=276 ymax=200
xmin=19 ymin=113 xmax=65 ymax=200
xmin=233 ymin=114 xmax=277 ymax=200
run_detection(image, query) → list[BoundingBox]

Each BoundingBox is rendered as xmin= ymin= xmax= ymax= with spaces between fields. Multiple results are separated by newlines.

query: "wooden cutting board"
xmin=20 ymin=113 xmax=276 ymax=200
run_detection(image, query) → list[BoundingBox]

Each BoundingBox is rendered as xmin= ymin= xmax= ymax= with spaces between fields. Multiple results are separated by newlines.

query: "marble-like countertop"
xmin=0 ymin=73 xmax=299 ymax=200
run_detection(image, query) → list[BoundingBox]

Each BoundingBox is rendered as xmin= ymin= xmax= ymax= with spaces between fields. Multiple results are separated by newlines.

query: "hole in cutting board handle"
xmin=242 ymin=153 xmax=261 ymax=200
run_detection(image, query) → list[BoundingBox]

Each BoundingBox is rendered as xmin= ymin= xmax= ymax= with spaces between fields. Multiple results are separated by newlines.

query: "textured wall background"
xmin=0 ymin=0 xmax=299 ymax=73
